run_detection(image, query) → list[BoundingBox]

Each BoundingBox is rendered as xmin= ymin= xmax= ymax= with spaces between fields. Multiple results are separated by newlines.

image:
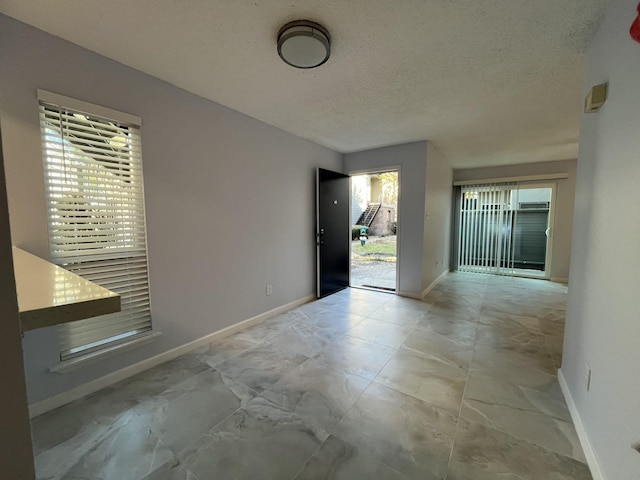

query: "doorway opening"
xmin=456 ymin=182 xmax=555 ymax=279
xmin=350 ymin=170 xmax=399 ymax=291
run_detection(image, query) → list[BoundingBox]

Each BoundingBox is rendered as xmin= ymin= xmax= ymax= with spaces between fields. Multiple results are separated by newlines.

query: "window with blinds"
xmin=38 ymin=91 xmax=152 ymax=361
xmin=458 ymin=183 xmax=516 ymax=275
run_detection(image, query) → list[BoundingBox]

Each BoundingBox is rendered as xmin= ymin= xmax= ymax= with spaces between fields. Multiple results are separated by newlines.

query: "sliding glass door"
xmin=458 ymin=183 xmax=515 ymax=275
xmin=457 ymin=182 xmax=555 ymax=278
xmin=511 ymin=184 xmax=554 ymax=277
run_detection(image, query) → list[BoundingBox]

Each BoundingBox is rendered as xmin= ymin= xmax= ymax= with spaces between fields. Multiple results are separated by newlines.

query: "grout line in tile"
xmin=444 ymin=307 xmax=480 ymax=479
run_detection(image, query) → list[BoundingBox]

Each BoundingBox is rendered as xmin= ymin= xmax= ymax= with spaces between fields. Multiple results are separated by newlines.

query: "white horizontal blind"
xmin=458 ymin=183 xmax=516 ymax=275
xmin=39 ymin=99 xmax=152 ymax=360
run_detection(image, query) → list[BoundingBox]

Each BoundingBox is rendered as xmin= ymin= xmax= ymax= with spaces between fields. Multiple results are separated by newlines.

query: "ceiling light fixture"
xmin=277 ymin=20 xmax=331 ymax=69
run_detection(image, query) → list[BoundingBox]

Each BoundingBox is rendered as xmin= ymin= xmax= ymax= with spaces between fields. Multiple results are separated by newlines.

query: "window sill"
xmin=50 ymin=331 xmax=162 ymax=374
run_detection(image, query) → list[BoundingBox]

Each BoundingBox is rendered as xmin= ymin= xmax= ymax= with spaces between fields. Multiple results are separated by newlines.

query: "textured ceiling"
xmin=0 ymin=0 xmax=604 ymax=168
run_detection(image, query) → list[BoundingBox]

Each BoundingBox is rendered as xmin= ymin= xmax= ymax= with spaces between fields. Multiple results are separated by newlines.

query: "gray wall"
xmin=453 ymin=159 xmax=576 ymax=280
xmin=344 ymin=141 xmax=453 ymax=296
xmin=423 ymin=143 xmax=453 ymax=290
xmin=562 ymin=1 xmax=640 ymax=478
xmin=0 ymin=130 xmax=35 ymax=479
xmin=344 ymin=142 xmax=428 ymax=296
xmin=0 ymin=15 xmax=342 ymax=404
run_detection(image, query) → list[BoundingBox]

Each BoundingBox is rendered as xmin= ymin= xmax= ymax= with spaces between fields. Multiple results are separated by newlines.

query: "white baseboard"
xmin=551 ymin=277 xmax=569 ymax=284
xmin=421 ymin=269 xmax=450 ymax=298
xmin=396 ymin=270 xmax=450 ymax=300
xmin=29 ymin=294 xmax=315 ymax=418
xmin=557 ymin=369 xmax=606 ymax=480
xmin=396 ymin=290 xmax=422 ymax=299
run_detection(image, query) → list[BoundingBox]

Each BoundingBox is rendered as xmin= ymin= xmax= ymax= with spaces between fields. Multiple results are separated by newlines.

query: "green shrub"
xmin=390 ymin=221 xmax=397 ymax=235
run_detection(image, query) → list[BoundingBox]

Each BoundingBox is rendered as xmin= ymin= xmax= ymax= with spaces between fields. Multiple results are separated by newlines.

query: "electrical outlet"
xmin=585 ymin=364 xmax=592 ymax=392
xmin=266 ymin=284 xmax=272 ymax=296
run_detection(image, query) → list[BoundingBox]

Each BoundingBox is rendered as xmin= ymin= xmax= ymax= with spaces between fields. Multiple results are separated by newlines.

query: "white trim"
xmin=346 ymin=165 xmax=402 ymax=294
xmin=29 ymin=294 xmax=314 ymax=418
xmin=453 ymin=173 xmax=568 ymax=186
xmin=50 ymin=331 xmax=162 ymax=374
xmin=346 ymin=165 xmax=402 ymax=176
xmin=421 ymin=269 xmax=450 ymax=298
xmin=557 ymin=369 xmax=606 ymax=480
xmin=394 ymin=166 xmax=402 ymax=294
xmin=396 ymin=290 xmax=422 ymax=299
xmin=511 ymin=271 xmax=547 ymax=280
xmin=37 ymin=89 xmax=142 ymax=126
xmin=550 ymin=277 xmax=569 ymax=284
xmin=348 ymin=175 xmax=352 ymax=289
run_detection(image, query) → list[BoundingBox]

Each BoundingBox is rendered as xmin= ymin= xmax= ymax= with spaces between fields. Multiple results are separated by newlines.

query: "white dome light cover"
xmin=277 ymin=20 xmax=331 ymax=69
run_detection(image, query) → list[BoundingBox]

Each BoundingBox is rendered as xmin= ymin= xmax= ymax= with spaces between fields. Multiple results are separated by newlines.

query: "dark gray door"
xmin=317 ymin=168 xmax=350 ymax=298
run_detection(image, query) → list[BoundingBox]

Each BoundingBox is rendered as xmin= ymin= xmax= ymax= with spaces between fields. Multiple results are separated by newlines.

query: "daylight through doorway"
xmin=350 ymin=170 xmax=398 ymax=291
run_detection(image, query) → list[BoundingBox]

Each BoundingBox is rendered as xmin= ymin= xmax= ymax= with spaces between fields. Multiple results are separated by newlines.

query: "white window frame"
xmin=38 ymin=90 xmax=153 ymax=361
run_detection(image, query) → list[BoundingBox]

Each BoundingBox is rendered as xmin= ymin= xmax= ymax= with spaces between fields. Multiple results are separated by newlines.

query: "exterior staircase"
xmin=357 ymin=203 xmax=381 ymax=227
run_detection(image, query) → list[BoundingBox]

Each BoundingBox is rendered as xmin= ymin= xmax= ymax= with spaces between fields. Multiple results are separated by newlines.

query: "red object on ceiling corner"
xmin=631 ymin=2 xmax=640 ymax=43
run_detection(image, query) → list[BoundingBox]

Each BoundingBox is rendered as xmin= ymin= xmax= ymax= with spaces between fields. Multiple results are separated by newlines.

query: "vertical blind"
xmin=457 ymin=183 xmax=517 ymax=275
xmin=39 ymin=95 xmax=152 ymax=360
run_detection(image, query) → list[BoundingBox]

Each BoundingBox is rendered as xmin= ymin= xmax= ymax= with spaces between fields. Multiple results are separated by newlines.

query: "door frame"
xmin=347 ymin=165 xmax=402 ymax=293
xmin=511 ymin=181 xmax=557 ymax=280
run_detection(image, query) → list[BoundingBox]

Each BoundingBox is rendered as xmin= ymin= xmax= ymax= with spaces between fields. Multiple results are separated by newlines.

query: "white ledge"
xmin=13 ymin=247 xmax=120 ymax=332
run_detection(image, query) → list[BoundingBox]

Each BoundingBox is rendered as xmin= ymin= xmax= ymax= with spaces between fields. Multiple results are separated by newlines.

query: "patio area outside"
xmin=350 ymin=235 xmax=397 ymax=291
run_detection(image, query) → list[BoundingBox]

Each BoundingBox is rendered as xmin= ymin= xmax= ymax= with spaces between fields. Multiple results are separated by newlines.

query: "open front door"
xmin=317 ymin=168 xmax=350 ymax=298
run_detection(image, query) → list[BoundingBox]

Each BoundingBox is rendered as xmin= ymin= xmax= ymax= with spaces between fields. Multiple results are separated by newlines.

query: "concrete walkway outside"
xmin=351 ymin=236 xmax=397 ymax=290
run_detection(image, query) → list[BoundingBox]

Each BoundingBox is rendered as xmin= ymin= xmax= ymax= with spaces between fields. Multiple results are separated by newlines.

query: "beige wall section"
xmin=422 ymin=144 xmax=453 ymax=292
xmin=0 ymin=131 xmax=36 ymax=479
xmin=562 ymin=1 xmax=640 ymax=479
xmin=0 ymin=15 xmax=342 ymax=404
xmin=453 ymin=159 xmax=576 ymax=280
xmin=370 ymin=177 xmax=383 ymax=203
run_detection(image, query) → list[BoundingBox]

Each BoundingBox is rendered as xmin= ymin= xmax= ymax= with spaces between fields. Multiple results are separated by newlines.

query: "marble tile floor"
xmin=30 ymin=273 xmax=592 ymax=480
